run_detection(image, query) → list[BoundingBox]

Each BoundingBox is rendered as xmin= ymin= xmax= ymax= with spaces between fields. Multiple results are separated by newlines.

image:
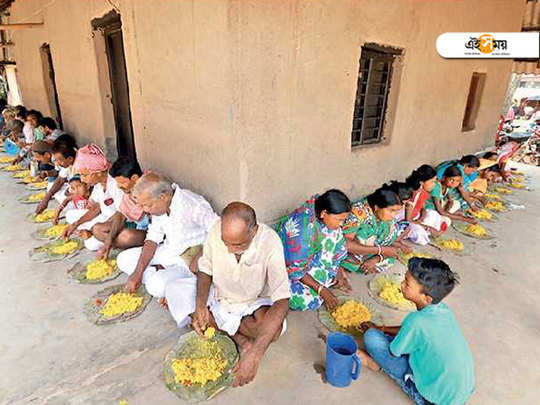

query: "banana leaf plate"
xmin=163 ymin=331 xmax=239 ymax=403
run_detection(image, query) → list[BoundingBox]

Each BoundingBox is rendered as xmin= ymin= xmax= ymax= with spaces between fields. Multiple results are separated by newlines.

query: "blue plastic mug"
xmin=325 ymin=332 xmax=361 ymax=387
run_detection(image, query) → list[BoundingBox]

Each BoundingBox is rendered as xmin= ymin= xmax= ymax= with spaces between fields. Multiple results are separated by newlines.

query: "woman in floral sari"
xmin=342 ymin=187 xmax=406 ymax=274
xmin=276 ymin=189 xmax=352 ymax=312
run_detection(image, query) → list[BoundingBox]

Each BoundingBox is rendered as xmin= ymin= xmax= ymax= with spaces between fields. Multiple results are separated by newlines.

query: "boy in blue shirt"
xmin=358 ymin=258 xmax=475 ymax=405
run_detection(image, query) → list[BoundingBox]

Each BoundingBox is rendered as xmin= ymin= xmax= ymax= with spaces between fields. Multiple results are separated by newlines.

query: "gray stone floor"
xmin=1 ymin=162 xmax=539 ymax=405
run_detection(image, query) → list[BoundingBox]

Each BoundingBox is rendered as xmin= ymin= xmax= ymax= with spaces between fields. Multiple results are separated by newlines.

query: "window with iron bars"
xmin=351 ymin=44 xmax=401 ymax=148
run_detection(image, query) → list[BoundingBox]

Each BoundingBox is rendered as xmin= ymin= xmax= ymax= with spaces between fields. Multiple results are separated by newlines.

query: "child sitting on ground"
xmin=425 ymin=165 xmax=477 ymax=225
xmin=358 ymin=257 xmax=475 ymax=405
xmin=468 ymin=158 xmax=501 ymax=198
xmin=437 ymin=155 xmax=481 ymax=210
xmin=26 ymin=110 xmax=44 ymax=141
xmin=53 ymin=176 xmax=90 ymax=225
xmin=401 ymin=165 xmax=447 ymax=245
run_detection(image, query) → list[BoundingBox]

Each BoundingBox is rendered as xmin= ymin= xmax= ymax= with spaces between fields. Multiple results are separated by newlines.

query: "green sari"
xmin=341 ymin=199 xmax=399 ymax=273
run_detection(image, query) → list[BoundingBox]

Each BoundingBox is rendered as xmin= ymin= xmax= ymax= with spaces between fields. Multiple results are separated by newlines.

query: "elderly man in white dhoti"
xmin=118 ymin=172 xmax=218 ymax=298
xmin=165 ymin=202 xmax=291 ymax=387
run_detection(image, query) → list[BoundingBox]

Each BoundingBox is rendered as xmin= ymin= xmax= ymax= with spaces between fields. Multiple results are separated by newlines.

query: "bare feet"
xmin=356 ymin=349 xmax=380 ymax=371
xmin=232 ymin=333 xmax=253 ymax=355
xmin=158 ymin=297 xmax=168 ymax=310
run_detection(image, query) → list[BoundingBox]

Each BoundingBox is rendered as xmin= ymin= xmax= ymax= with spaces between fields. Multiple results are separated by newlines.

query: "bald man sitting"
xmin=118 ymin=173 xmax=218 ymax=297
xmin=165 ymin=202 xmax=291 ymax=387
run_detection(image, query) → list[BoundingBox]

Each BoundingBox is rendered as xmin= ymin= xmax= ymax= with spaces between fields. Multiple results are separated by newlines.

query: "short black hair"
xmin=380 ymin=181 xmax=414 ymax=202
xmin=314 ymin=189 xmax=351 ymax=218
xmin=27 ymin=109 xmax=43 ymax=120
xmin=109 ymin=156 xmax=143 ymax=178
xmin=39 ymin=117 xmax=57 ymax=130
xmin=459 ymin=155 xmax=480 ymax=168
xmin=15 ymin=105 xmax=27 ymax=119
xmin=53 ymin=134 xmax=77 ymax=149
xmin=69 ymin=175 xmax=82 ymax=184
xmin=52 ymin=142 xmax=77 ymax=159
xmin=408 ymin=257 xmax=459 ymax=304
xmin=405 ymin=164 xmax=437 ymax=190
xmin=367 ymin=188 xmax=401 ymax=209
xmin=443 ymin=165 xmax=462 ymax=178
xmin=483 ymin=151 xmax=498 ymax=160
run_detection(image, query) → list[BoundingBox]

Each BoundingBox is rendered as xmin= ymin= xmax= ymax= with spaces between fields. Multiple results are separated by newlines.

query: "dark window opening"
xmin=462 ymin=72 xmax=486 ymax=132
xmin=351 ymin=44 xmax=401 ymax=148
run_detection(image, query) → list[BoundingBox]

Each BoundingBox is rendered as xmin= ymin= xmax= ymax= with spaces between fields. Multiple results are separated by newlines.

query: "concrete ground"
xmin=1 ymin=162 xmax=539 ymax=405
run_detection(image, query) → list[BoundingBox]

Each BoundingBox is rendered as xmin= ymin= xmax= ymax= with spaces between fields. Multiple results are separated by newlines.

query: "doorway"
xmin=92 ymin=11 xmax=136 ymax=160
xmin=39 ymin=44 xmax=63 ymax=129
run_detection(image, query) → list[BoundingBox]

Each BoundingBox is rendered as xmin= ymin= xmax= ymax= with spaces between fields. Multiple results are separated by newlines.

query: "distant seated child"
xmin=26 ymin=109 xmax=44 ymax=141
xmin=53 ymin=176 xmax=90 ymax=224
xmin=358 ymin=258 xmax=475 ymax=405
xmin=31 ymin=141 xmax=57 ymax=187
xmin=469 ymin=158 xmax=501 ymax=198
xmin=402 ymin=165 xmax=448 ymax=246
xmin=425 ymin=165 xmax=476 ymax=224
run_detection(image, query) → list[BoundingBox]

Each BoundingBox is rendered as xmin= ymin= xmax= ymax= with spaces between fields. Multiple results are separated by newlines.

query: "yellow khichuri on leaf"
xmin=29 ymin=181 xmax=48 ymax=189
xmin=401 ymin=251 xmax=432 ymax=262
xmin=332 ymin=300 xmax=372 ymax=328
xmin=86 ymin=259 xmax=117 ymax=280
xmin=0 ymin=156 xmax=13 ymax=163
xmin=99 ymin=292 xmax=144 ymax=317
xmin=34 ymin=209 xmax=56 ymax=222
xmin=21 ymin=175 xmax=40 ymax=184
xmin=485 ymin=201 xmax=505 ymax=212
xmin=467 ymin=208 xmax=492 ymax=220
xmin=44 ymin=224 xmax=67 ymax=238
xmin=493 ymin=187 xmax=512 ymax=194
xmin=466 ymin=224 xmax=488 ymax=237
xmin=4 ymin=164 xmax=24 ymax=171
xmin=204 ymin=327 xmax=216 ymax=339
xmin=379 ymin=281 xmax=415 ymax=309
xmin=508 ymin=182 xmax=524 ymax=189
xmin=27 ymin=192 xmax=46 ymax=202
xmin=12 ymin=170 xmax=30 ymax=178
xmin=485 ymin=193 xmax=501 ymax=201
xmin=50 ymin=240 xmax=79 ymax=255
xmin=170 ymin=338 xmax=228 ymax=386
xmin=439 ymin=239 xmax=464 ymax=251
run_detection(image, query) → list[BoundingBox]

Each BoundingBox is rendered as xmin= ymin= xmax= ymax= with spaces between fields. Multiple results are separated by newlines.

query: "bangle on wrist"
xmin=317 ymin=284 xmax=324 ymax=295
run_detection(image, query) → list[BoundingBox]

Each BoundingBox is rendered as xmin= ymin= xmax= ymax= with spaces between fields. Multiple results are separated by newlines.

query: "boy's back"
xmin=391 ymin=302 xmax=475 ymax=405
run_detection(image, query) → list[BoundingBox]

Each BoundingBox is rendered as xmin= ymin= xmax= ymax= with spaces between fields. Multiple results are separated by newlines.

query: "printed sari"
xmin=341 ymin=199 xmax=399 ymax=273
xmin=275 ymin=196 xmax=347 ymax=311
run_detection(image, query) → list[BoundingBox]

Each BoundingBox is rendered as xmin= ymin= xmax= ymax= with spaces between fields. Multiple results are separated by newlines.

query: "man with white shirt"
xmin=165 ymin=202 xmax=290 ymax=387
xmin=119 ymin=172 xmax=218 ymax=298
